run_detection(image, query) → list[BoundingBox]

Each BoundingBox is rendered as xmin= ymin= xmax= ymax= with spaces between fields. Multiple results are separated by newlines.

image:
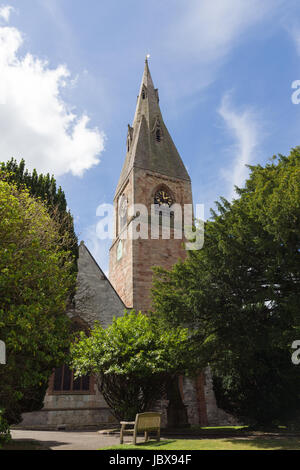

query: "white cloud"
xmin=218 ymin=93 xmax=261 ymax=200
xmin=0 ymin=5 xmax=14 ymax=23
xmin=0 ymin=19 xmax=104 ymax=177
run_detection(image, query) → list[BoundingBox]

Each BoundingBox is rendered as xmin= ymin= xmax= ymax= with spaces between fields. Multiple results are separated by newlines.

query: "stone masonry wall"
xmin=109 ymin=172 xmax=134 ymax=309
xmin=74 ymin=242 xmax=126 ymax=327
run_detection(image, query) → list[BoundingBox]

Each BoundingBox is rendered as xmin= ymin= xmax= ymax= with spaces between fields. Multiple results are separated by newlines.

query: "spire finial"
xmin=145 ymin=54 xmax=150 ymax=63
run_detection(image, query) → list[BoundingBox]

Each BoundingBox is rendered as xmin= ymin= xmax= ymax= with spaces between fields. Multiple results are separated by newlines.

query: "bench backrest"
xmin=135 ymin=412 xmax=161 ymax=431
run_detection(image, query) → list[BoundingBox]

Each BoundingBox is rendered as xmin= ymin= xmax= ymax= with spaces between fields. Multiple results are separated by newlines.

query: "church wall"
xmin=20 ymin=388 xmax=118 ymax=430
xmin=74 ymin=242 xmax=126 ymax=326
xmin=131 ymin=168 xmax=193 ymax=313
xmin=202 ymin=368 xmax=239 ymax=426
xmin=109 ymin=167 xmax=193 ymax=314
xmin=134 ymin=168 xmax=192 ymax=209
xmin=109 ymin=172 xmax=134 ymax=309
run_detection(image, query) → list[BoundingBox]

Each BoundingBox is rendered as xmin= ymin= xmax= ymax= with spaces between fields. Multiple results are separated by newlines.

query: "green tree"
xmin=152 ymin=147 xmax=300 ymax=426
xmin=0 ymin=410 xmax=11 ymax=447
xmin=0 ymin=158 xmax=78 ymax=270
xmin=70 ymin=310 xmax=202 ymax=422
xmin=0 ymin=180 xmax=75 ymax=424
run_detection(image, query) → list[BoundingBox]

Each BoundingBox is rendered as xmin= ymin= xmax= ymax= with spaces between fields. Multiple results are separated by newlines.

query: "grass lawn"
xmin=101 ymin=437 xmax=300 ymax=451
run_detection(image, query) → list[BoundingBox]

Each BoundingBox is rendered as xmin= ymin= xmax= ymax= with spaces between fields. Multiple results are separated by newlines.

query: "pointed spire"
xmin=132 ymin=56 xmax=157 ymax=127
xmin=115 ymin=59 xmax=190 ymax=196
xmin=142 ymin=54 xmax=154 ymax=88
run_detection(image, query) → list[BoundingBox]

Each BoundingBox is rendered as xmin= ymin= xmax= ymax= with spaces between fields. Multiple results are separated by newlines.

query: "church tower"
xmin=109 ymin=59 xmax=193 ymax=312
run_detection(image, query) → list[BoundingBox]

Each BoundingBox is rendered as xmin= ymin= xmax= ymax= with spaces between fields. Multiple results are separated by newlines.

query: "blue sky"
xmin=1 ymin=0 xmax=300 ymax=272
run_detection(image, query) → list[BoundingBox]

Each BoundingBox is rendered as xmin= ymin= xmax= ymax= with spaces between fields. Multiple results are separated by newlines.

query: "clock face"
xmin=154 ymin=189 xmax=173 ymax=207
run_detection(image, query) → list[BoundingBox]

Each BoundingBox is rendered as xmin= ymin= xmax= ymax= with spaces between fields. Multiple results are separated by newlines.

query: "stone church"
xmin=20 ymin=59 xmax=234 ymax=429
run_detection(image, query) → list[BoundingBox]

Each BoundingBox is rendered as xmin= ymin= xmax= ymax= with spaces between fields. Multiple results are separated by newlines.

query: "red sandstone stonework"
xmin=109 ymin=168 xmax=193 ymax=312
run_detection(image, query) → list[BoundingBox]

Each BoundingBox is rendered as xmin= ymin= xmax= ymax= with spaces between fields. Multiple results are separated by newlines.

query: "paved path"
xmin=11 ymin=429 xmax=122 ymax=450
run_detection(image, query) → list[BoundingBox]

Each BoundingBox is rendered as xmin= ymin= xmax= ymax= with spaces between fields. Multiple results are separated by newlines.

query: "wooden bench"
xmin=120 ymin=412 xmax=161 ymax=445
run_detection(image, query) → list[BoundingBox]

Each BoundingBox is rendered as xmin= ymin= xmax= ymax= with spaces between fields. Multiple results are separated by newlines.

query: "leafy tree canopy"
xmin=152 ymin=147 xmax=300 ymax=426
xmin=70 ymin=310 xmax=203 ymax=421
xmin=0 ymin=158 xmax=78 ymax=261
xmin=0 ymin=180 xmax=75 ymax=424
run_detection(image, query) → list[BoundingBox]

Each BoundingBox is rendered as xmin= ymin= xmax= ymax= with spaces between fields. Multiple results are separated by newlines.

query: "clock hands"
xmin=154 ymin=190 xmax=173 ymax=207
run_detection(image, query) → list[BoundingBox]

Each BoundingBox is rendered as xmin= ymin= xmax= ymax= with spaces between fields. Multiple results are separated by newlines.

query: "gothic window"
xmin=152 ymin=117 xmax=163 ymax=143
xmin=53 ymin=365 xmax=91 ymax=393
xmin=142 ymin=86 xmax=147 ymax=99
xmin=49 ymin=317 xmax=93 ymax=395
xmin=117 ymin=240 xmax=123 ymax=261
xmin=119 ymin=194 xmax=128 ymax=232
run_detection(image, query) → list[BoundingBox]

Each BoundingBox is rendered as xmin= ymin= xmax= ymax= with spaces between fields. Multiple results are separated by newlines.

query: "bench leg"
xmin=120 ymin=424 xmax=124 ymax=444
xmin=133 ymin=427 xmax=137 ymax=445
xmin=157 ymin=428 xmax=160 ymax=442
xmin=144 ymin=431 xmax=149 ymax=442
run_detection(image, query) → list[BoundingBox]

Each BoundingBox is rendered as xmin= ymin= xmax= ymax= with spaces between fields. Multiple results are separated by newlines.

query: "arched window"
xmin=53 ymin=365 xmax=91 ymax=392
xmin=119 ymin=194 xmax=127 ymax=232
xmin=152 ymin=117 xmax=162 ymax=143
xmin=141 ymin=85 xmax=147 ymax=100
xmin=50 ymin=318 xmax=93 ymax=394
